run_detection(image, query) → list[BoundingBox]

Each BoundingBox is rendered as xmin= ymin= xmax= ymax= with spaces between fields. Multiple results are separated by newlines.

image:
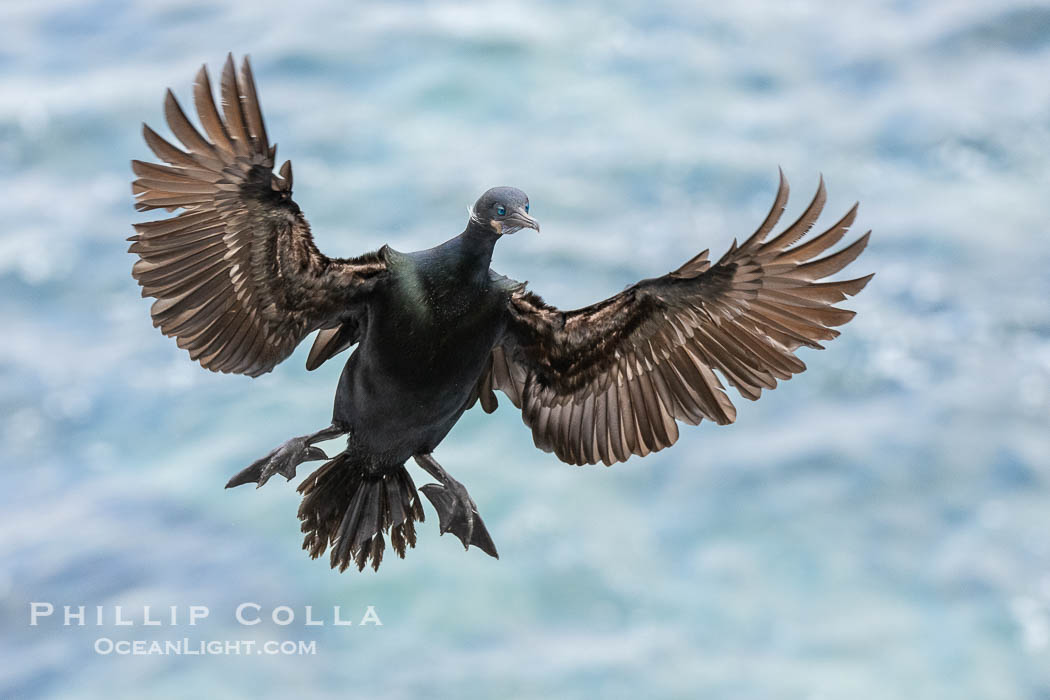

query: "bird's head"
xmin=469 ymin=187 xmax=539 ymax=236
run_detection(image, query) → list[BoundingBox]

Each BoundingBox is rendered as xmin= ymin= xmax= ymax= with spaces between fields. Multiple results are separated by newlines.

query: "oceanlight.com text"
xmin=94 ymin=638 xmax=318 ymax=656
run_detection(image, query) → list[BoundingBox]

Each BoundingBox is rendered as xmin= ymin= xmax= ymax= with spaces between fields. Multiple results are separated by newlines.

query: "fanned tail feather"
xmin=297 ymin=455 xmax=425 ymax=572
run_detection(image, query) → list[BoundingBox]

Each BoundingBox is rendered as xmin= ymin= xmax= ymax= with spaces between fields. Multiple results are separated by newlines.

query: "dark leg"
xmin=226 ymin=423 xmax=347 ymax=489
xmin=414 ymin=453 xmax=498 ymax=559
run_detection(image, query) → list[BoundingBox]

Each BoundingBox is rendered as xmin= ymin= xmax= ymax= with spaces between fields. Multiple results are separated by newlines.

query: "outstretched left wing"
xmin=479 ymin=174 xmax=872 ymax=466
xmin=130 ymin=55 xmax=387 ymax=377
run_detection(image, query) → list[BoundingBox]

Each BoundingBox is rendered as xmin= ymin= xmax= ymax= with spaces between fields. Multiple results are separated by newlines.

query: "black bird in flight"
xmin=129 ymin=55 xmax=872 ymax=573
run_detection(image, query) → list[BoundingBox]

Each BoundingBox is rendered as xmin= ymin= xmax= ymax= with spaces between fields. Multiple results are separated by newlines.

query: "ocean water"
xmin=1 ymin=1 xmax=1049 ymax=698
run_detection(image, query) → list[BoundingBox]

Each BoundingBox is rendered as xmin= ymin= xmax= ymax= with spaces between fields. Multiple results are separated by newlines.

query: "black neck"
xmin=445 ymin=219 xmax=499 ymax=281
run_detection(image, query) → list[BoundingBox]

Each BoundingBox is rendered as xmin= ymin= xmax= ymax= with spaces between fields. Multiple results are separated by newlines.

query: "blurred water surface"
xmin=1 ymin=1 xmax=1049 ymax=698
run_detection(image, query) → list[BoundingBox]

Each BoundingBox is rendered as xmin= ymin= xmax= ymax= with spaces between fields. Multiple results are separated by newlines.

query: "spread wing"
xmin=479 ymin=173 xmax=873 ymax=466
xmin=129 ymin=54 xmax=387 ymax=377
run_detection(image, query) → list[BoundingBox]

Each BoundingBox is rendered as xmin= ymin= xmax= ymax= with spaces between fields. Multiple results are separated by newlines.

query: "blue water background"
xmin=1 ymin=1 xmax=1049 ymax=698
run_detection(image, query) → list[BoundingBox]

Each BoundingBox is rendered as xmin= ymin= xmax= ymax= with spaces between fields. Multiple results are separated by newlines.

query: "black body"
xmin=333 ymin=230 xmax=507 ymax=469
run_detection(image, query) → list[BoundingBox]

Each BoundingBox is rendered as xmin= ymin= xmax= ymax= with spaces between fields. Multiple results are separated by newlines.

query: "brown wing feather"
xmin=486 ymin=172 xmax=873 ymax=465
xmin=304 ymin=320 xmax=365 ymax=371
xmin=129 ymin=55 xmax=387 ymax=377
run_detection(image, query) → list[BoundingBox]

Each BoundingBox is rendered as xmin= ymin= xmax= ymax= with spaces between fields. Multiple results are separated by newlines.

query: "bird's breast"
xmin=363 ymin=275 xmax=504 ymax=390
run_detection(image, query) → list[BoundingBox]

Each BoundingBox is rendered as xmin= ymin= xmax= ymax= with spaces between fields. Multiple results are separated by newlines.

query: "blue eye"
xmin=525 ymin=203 xmax=529 ymax=213
xmin=496 ymin=205 xmax=506 ymax=216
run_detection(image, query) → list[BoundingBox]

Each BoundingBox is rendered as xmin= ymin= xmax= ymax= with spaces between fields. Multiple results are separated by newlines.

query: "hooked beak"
xmin=501 ymin=207 xmax=540 ymax=234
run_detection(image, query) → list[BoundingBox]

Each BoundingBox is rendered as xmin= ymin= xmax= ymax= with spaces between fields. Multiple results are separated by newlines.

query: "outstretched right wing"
xmin=130 ymin=55 xmax=388 ymax=377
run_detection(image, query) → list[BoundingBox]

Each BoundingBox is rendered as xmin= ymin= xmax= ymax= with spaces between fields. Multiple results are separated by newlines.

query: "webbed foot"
xmin=415 ymin=454 xmax=499 ymax=559
xmin=226 ymin=437 xmax=328 ymax=489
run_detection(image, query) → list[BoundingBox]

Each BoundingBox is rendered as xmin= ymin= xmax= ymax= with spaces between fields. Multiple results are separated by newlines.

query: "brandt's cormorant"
xmin=129 ymin=56 xmax=873 ymax=572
